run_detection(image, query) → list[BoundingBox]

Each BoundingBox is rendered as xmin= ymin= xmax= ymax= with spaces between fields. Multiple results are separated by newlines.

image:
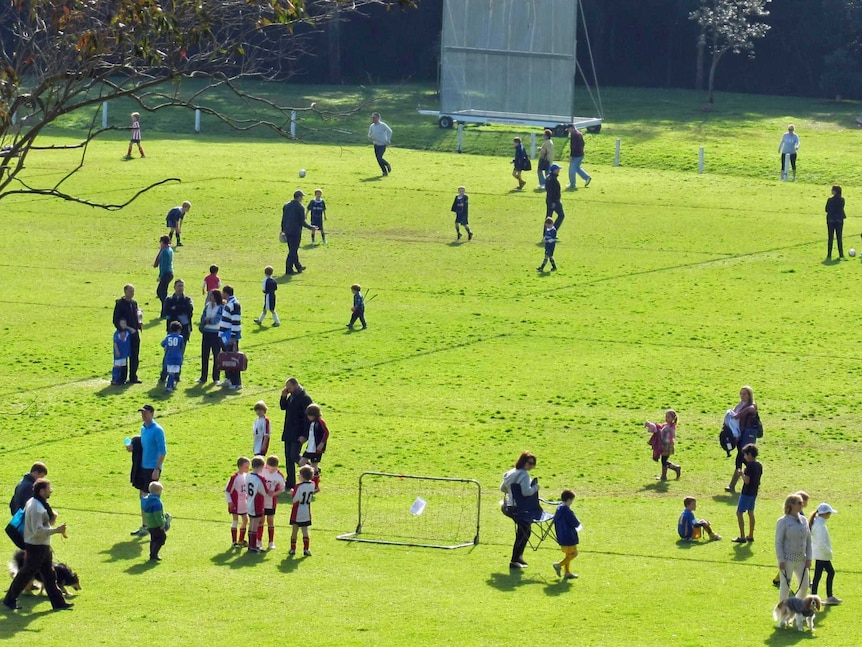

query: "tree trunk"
xmin=695 ymin=33 xmax=705 ymax=91
xmin=707 ymin=49 xmax=724 ymax=104
xmin=327 ymin=6 xmax=341 ymax=84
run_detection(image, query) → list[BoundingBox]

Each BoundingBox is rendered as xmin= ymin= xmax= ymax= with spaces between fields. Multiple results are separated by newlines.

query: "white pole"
xmin=614 ymin=138 xmax=621 ymax=167
xmin=529 ymin=132 xmax=536 ymax=158
xmin=698 ymin=147 xmax=704 ymax=174
xmin=102 ymin=102 xmax=108 ymax=129
xmin=457 ymin=123 xmax=464 ymax=153
xmin=290 ymin=110 xmax=297 ymax=138
xmin=194 ymin=109 xmax=201 ymax=133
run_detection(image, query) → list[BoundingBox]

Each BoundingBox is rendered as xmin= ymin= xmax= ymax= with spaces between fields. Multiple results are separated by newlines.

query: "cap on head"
xmin=549 ymin=163 xmax=561 ymax=172
xmin=294 ymin=190 xmax=305 ymax=199
xmin=138 ymin=404 xmax=155 ymax=414
xmin=816 ymin=503 xmax=837 ymax=514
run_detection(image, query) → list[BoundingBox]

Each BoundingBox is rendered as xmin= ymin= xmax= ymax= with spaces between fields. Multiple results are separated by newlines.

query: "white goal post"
xmin=336 ymin=471 xmax=482 ymax=550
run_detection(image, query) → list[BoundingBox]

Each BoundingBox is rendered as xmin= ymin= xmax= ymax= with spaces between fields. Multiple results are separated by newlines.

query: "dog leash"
xmin=781 ymin=566 xmax=809 ymax=597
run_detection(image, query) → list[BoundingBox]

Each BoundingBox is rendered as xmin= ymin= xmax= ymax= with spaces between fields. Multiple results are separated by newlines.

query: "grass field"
xmin=2 ymin=84 xmax=862 ymax=646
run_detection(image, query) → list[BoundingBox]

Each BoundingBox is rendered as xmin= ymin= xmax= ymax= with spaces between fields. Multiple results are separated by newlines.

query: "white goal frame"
xmin=336 ymin=471 xmax=482 ymax=550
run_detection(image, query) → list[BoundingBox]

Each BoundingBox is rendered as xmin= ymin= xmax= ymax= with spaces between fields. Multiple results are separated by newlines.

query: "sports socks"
xmin=268 ymin=525 xmax=275 ymax=543
xmin=231 ymin=520 xmax=238 ymax=543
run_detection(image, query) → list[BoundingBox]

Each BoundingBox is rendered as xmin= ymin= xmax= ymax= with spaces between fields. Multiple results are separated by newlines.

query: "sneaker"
xmin=288 ymin=549 xmax=296 ymax=555
xmin=237 ymin=540 xmax=248 ymax=548
xmin=457 ymin=232 xmax=462 ymax=240
xmin=468 ymin=231 xmax=473 ymax=241
xmin=509 ymin=561 xmax=526 ymax=569
xmin=176 ymin=242 xmax=183 ymax=247
xmin=253 ymin=318 xmax=261 ymax=324
xmin=3 ymin=600 xmax=22 ymax=611
xmin=551 ymin=265 xmax=557 ymax=271
xmin=711 ymin=534 xmax=722 ymax=541
xmin=247 ymin=547 xmax=262 ymax=554
xmin=164 ymin=513 xmax=172 ymax=532
xmin=272 ymin=322 xmax=280 ymax=327
xmin=149 ymin=556 xmax=162 ymax=562
xmin=584 ymin=177 xmax=592 ymax=187
xmin=564 ymin=573 xmax=578 ymax=580
xmin=825 ymin=596 xmax=842 ymax=605
xmin=131 ymin=526 xmax=148 ymax=537
xmin=553 ymin=563 xmax=562 ymax=578
xmin=303 ymin=550 xmax=312 ymax=557
xmin=731 ymin=537 xmax=747 ymax=543
xmin=194 ymin=377 xmax=206 ymax=383
xmin=53 ymin=602 xmax=75 ymax=611
xmin=772 ymin=577 xmax=780 ymax=588
xmin=537 ymin=266 xmax=545 ymax=272
xmin=228 ymin=384 xmax=243 ymax=390
xmin=268 ymin=542 xmax=276 ymax=550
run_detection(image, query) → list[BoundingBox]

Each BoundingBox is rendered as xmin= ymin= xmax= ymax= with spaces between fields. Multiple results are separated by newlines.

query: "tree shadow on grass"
xmin=98 ymin=539 xmax=144 ymax=562
xmin=486 ymin=570 xmax=545 ymax=592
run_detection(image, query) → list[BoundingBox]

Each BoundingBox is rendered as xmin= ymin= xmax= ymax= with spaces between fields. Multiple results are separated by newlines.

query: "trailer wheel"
xmin=587 ymin=124 xmax=602 ymax=134
xmin=554 ymin=124 xmax=568 ymax=137
xmin=438 ymin=116 xmax=454 ymax=129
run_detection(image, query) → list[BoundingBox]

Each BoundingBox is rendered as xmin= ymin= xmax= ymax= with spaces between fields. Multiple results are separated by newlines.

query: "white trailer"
xmin=421 ymin=0 xmax=603 ymax=140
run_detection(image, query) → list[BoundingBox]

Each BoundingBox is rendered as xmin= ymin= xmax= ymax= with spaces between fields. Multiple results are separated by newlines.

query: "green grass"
xmin=3 ymin=85 xmax=862 ymax=645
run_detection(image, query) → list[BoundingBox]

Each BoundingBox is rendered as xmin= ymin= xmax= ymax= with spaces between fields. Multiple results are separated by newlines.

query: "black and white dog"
xmin=8 ymin=550 xmax=81 ymax=596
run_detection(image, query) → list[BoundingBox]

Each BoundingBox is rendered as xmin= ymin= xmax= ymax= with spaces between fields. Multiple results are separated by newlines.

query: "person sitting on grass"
xmin=678 ymin=496 xmax=721 ymax=541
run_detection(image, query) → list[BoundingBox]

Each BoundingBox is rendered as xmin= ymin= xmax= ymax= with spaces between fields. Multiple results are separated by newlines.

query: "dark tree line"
xmin=303 ymin=0 xmax=862 ymax=99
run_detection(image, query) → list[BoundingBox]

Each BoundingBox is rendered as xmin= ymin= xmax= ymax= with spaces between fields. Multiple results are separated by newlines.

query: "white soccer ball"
xmin=299 ymin=169 xmax=307 ymax=178
xmin=850 ymin=248 xmax=857 ymax=257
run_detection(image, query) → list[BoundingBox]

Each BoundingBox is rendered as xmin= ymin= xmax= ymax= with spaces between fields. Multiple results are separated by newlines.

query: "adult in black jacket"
xmin=281 ymin=190 xmax=317 ymax=275
xmin=112 ymin=284 xmax=142 ymax=383
xmin=544 ymin=163 xmax=565 ymax=234
xmin=280 ymin=377 xmax=313 ymax=488
xmin=825 ymin=184 xmax=846 ymax=260
xmin=9 ymin=463 xmax=47 ymax=515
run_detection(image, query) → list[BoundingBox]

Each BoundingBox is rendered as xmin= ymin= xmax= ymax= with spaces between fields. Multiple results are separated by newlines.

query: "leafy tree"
xmin=689 ymin=0 xmax=771 ymax=104
xmin=0 ymin=0 xmax=417 ymax=207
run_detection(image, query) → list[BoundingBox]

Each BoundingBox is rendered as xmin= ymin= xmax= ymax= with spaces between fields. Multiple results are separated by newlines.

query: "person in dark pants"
xmin=281 ymin=190 xmax=317 ymax=275
xmin=197 ymin=289 xmax=223 ymax=383
xmin=367 ymin=112 xmax=393 ymax=176
xmin=219 ymin=285 xmax=242 ymax=390
xmin=825 ymin=184 xmax=846 ymax=260
xmin=3 ymin=478 xmax=73 ymax=612
xmin=280 ymin=377 xmax=313 ymax=488
xmin=153 ymin=235 xmax=174 ymax=317
xmin=113 ymin=284 xmax=142 ymax=383
xmin=500 ymin=452 xmax=540 ymax=569
xmin=160 ymin=279 xmax=194 ymax=382
xmin=544 ymin=163 xmax=565 ymax=233
xmin=347 ymin=283 xmax=367 ymax=330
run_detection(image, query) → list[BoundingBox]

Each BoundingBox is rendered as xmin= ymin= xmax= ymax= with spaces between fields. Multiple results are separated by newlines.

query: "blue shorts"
xmin=737 ymin=494 xmax=757 ymax=513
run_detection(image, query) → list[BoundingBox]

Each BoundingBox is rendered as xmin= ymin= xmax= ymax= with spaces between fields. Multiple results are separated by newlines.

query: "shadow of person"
xmin=97 ymin=539 xmax=144 ymax=562
xmin=359 ymin=176 xmax=383 ymax=183
xmin=485 ymin=570 xmax=543 ymax=592
xmin=125 ymin=559 xmax=161 ymax=574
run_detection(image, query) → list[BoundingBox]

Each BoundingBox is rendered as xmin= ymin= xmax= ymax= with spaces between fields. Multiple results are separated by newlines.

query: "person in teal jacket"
xmin=142 ymin=482 xmax=168 ymax=561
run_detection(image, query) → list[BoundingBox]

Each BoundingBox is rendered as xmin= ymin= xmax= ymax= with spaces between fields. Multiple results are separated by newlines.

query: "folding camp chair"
xmin=505 ymin=483 xmax=559 ymax=551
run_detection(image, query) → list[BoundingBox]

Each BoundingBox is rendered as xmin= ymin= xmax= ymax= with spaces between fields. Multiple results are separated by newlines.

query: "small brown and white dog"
xmin=773 ymin=595 xmax=822 ymax=631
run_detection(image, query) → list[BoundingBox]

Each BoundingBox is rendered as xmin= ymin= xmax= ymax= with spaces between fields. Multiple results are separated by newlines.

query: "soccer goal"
xmin=336 ymin=472 xmax=481 ymax=549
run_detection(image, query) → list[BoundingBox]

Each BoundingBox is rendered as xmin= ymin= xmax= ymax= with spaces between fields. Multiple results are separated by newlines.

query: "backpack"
xmin=5 ymin=508 xmax=25 ymax=549
xmin=753 ymin=412 xmax=764 ymax=438
xmin=719 ymin=424 xmax=735 ymax=457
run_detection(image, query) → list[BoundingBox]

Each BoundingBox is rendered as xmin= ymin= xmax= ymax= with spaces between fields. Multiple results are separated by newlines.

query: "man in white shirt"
xmin=367 ymin=112 xmax=393 ymax=176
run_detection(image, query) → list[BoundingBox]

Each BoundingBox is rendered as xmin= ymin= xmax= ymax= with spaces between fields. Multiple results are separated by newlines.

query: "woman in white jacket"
xmin=810 ymin=503 xmax=842 ymax=605
xmin=501 ymin=451 xmax=539 ymax=569
xmin=775 ymin=493 xmax=812 ymax=602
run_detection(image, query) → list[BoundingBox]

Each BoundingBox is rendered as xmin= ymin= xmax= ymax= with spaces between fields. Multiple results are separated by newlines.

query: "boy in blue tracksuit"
xmin=537 ymin=217 xmax=558 ymax=272
xmin=160 ymin=321 xmax=185 ymax=391
xmin=347 ymin=283 xmax=367 ymax=330
xmin=112 ymin=319 xmax=132 ymax=384
xmin=552 ymin=490 xmax=582 ymax=580
xmin=308 ymin=189 xmax=327 ymax=244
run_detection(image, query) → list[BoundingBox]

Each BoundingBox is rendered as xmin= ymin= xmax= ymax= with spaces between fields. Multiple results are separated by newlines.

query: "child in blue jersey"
xmin=160 ymin=321 xmax=185 ymax=391
xmin=308 ymin=189 xmax=327 ymax=244
xmin=112 ymin=319 xmax=132 ymax=385
xmin=254 ymin=265 xmax=280 ymax=326
xmin=451 ymin=186 xmax=473 ymax=241
xmin=347 ymin=283 xmax=367 ymax=330
xmin=537 ymin=217 xmax=557 ymax=272
xmin=678 ymin=497 xmax=721 ymax=541
xmin=552 ymin=490 xmax=582 ymax=580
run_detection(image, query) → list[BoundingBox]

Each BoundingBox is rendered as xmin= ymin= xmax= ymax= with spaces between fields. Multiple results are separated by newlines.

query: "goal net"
xmin=336 ymin=472 xmax=481 ymax=549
